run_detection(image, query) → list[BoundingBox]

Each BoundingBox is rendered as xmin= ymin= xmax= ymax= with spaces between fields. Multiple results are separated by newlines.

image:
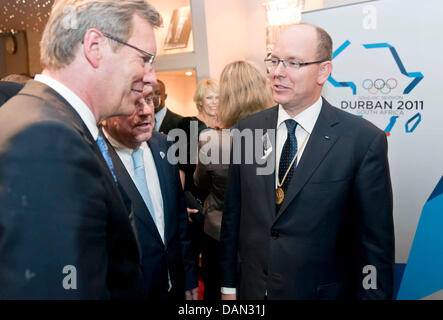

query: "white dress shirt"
xmin=221 ymin=97 xmax=323 ymax=296
xmin=34 ymin=74 xmax=99 ymax=140
xmin=103 ymin=129 xmax=166 ymax=243
xmin=154 ymin=106 xmax=167 ymax=132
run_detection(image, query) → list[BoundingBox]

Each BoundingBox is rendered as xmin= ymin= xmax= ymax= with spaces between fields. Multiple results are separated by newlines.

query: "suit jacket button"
xmin=271 ymin=230 xmax=279 ymax=239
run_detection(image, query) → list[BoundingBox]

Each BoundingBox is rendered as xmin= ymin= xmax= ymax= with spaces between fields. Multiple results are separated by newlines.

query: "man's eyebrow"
xmin=270 ymin=54 xmax=302 ymax=60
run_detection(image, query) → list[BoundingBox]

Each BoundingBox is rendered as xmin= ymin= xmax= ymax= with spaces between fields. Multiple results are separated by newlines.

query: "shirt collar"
xmin=102 ymin=128 xmax=150 ymax=156
xmin=102 ymin=128 xmax=134 ymax=156
xmin=34 ymin=74 xmax=99 ymax=140
xmin=154 ymin=106 xmax=167 ymax=131
xmin=277 ymin=96 xmax=323 ymax=134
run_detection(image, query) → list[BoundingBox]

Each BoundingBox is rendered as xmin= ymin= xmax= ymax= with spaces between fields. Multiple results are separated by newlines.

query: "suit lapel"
xmin=261 ymin=106 xmax=279 ymax=217
xmin=159 ymin=109 xmax=171 ymax=133
xmin=275 ymin=100 xmax=340 ymax=220
xmin=104 ymin=131 xmax=164 ymax=246
xmin=147 ymin=133 xmax=171 ymax=245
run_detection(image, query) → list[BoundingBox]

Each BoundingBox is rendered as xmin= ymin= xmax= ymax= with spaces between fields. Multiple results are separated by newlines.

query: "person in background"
xmin=220 ymin=23 xmax=394 ymax=300
xmin=174 ymin=79 xmax=219 ymax=296
xmin=0 ymin=81 xmax=23 ymax=107
xmin=0 ymin=0 xmax=160 ymax=299
xmin=178 ymin=79 xmax=220 ymax=204
xmin=194 ymin=61 xmax=273 ymax=300
xmin=153 ymin=79 xmax=183 ymax=134
xmin=102 ymin=85 xmax=198 ymax=301
xmin=194 ymin=79 xmax=219 ymax=129
xmin=1 ymin=73 xmax=32 ymax=85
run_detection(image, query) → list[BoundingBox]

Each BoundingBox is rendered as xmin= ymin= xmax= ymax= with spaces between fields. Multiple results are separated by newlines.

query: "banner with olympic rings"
xmin=304 ymin=0 xmax=443 ymax=300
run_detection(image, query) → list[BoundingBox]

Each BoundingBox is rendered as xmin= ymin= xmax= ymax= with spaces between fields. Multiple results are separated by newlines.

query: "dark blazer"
xmin=0 ymin=80 xmax=145 ymax=299
xmin=159 ymin=108 xmax=183 ymax=135
xmin=0 ymin=81 xmax=23 ymax=106
xmin=220 ymin=98 xmax=395 ymax=300
xmin=105 ymin=131 xmax=197 ymax=300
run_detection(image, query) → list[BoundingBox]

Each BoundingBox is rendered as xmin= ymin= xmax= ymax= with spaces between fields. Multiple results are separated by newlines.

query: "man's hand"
xmin=186 ymin=208 xmax=199 ymax=223
xmin=185 ymin=287 xmax=199 ymax=300
xmin=221 ymin=293 xmax=237 ymax=300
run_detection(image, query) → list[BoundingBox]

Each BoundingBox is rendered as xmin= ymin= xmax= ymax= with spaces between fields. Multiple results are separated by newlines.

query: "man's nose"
xmin=143 ymin=64 xmax=156 ymax=86
xmin=273 ymin=60 xmax=286 ymax=77
xmin=137 ymin=101 xmax=151 ymax=115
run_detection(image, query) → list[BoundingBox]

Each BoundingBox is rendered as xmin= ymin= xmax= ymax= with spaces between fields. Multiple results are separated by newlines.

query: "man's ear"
xmin=164 ymin=93 xmax=168 ymax=101
xmin=82 ymin=29 xmax=105 ymax=69
xmin=317 ymin=61 xmax=333 ymax=85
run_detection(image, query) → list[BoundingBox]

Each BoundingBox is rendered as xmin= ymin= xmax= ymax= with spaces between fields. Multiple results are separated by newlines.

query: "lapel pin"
xmin=325 ymin=136 xmax=330 ymax=140
xmin=160 ymin=151 xmax=165 ymax=159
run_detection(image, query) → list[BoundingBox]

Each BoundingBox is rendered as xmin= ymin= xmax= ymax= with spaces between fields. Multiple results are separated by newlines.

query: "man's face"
xmin=104 ymin=86 xmax=155 ymax=149
xmin=153 ymin=81 xmax=167 ymax=113
xmin=105 ymin=14 xmax=157 ymax=117
xmin=269 ymin=25 xmax=323 ymax=111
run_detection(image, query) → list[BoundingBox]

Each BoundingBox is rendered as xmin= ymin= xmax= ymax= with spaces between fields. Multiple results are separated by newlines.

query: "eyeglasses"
xmin=264 ymin=57 xmax=328 ymax=71
xmin=103 ymin=32 xmax=155 ymax=65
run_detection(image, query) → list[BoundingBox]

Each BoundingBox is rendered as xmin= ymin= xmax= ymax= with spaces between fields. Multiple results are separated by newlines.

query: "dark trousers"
xmin=201 ymin=234 xmax=221 ymax=301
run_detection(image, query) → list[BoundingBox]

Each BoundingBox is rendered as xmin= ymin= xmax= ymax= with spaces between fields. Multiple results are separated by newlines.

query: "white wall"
xmin=204 ymin=0 xmax=249 ymax=80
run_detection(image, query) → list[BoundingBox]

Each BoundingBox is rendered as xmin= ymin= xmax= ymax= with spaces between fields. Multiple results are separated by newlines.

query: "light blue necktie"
xmin=132 ymin=148 xmax=156 ymax=225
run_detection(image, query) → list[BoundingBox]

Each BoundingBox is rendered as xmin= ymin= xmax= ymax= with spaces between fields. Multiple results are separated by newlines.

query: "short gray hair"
xmin=40 ymin=0 xmax=162 ymax=69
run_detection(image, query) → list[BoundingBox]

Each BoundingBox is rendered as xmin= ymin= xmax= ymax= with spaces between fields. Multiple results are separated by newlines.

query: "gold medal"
xmin=275 ymin=132 xmax=310 ymax=207
xmin=276 ymin=187 xmax=284 ymax=205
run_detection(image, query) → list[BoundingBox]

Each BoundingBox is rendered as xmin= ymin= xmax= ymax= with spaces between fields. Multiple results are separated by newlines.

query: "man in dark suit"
xmin=0 ymin=81 xmax=23 ymax=106
xmin=102 ymin=86 xmax=198 ymax=301
xmin=0 ymin=0 xmax=161 ymax=299
xmin=154 ymin=79 xmax=183 ymax=134
xmin=220 ymin=23 xmax=394 ymax=300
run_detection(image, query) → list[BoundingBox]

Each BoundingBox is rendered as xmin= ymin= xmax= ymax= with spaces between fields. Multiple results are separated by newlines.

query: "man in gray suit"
xmin=0 ymin=0 xmax=161 ymax=299
xmin=220 ymin=23 xmax=394 ymax=300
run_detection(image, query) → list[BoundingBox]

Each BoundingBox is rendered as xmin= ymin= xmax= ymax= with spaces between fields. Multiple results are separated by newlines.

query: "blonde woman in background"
xmin=194 ymin=79 xmax=219 ymax=129
xmin=194 ymin=61 xmax=274 ymax=300
xmin=177 ymin=79 xmax=220 ymax=297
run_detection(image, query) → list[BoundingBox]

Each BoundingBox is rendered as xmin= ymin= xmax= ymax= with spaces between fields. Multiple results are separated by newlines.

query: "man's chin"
xmin=135 ymin=134 xmax=152 ymax=144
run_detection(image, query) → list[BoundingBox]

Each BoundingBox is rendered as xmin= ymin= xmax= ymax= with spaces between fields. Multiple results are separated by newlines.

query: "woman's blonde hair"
xmin=193 ymin=79 xmax=219 ymax=112
xmin=218 ymin=61 xmax=274 ymax=128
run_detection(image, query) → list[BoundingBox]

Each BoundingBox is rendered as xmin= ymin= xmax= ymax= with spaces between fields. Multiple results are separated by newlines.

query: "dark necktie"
xmin=96 ymin=132 xmax=118 ymax=183
xmin=278 ymin=119 xmax=298 ymax=193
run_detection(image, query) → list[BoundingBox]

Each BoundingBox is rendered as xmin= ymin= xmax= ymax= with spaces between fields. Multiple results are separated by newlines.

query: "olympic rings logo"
xmin=362 ymin=78 xmax=398 ymax=94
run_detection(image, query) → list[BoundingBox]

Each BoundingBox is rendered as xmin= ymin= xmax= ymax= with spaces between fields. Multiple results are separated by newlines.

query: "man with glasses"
xmin=101 ymin=86 xmax=198 ymax=301
xmin=0 ymin=0 xmax=161 ymax=299
xmin=220 ymin=23 xmax=394 ymax=299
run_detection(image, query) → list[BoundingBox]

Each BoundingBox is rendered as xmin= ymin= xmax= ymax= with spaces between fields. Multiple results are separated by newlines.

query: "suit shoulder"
xmin=150 ymin=131 xmax=171 ymax=147
xmin=236 ymin=105 xmax=278 ymax=129
xmin=330 ymin=104 xmax=384 ymax=137
xmin=168 ymin=109 xmax=183 ymax=120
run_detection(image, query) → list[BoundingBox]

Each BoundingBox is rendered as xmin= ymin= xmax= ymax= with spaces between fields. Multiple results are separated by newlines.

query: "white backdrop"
xmin=303 ymin=0 xmax=443 ymax=299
